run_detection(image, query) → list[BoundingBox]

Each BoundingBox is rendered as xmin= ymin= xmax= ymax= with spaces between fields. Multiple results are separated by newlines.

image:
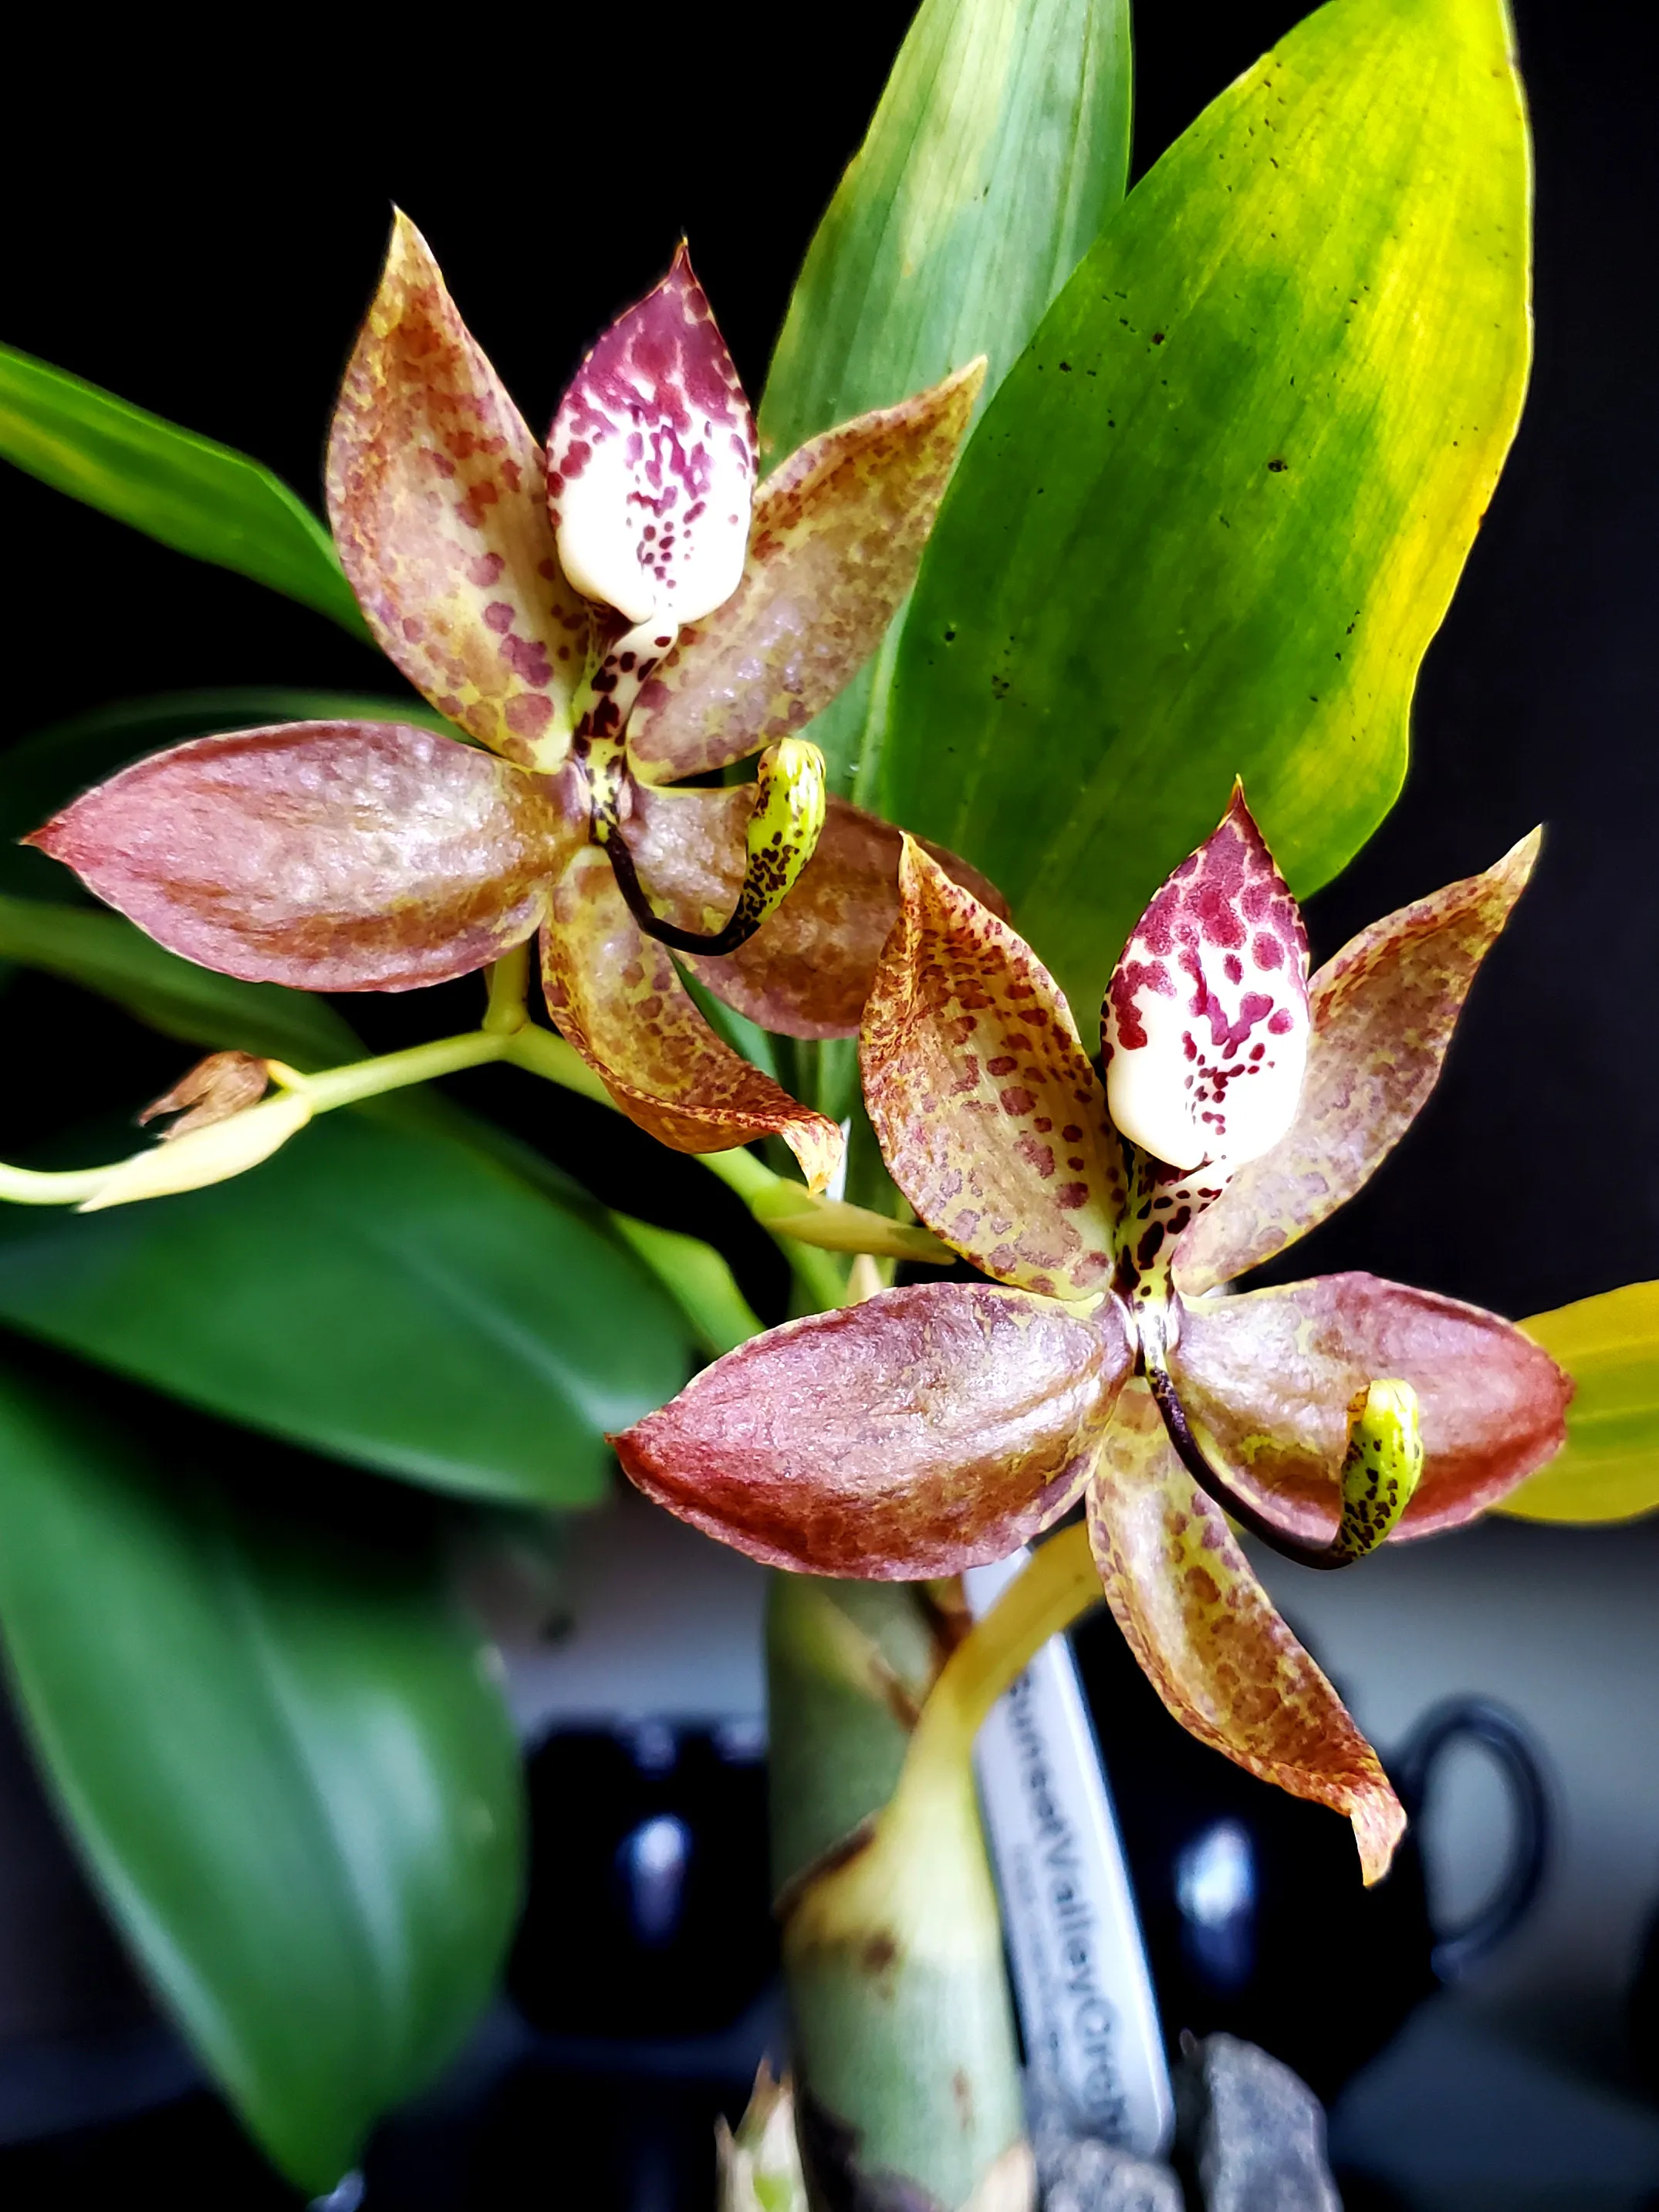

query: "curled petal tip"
xmin=1103 ymin=791 xmax=1309 ymax=1174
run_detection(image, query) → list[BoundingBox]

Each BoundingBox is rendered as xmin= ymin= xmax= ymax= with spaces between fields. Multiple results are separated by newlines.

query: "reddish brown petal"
xmin=1086 ymin=1381 xmax=1404 ymax=1883
xmin=326 ymin=212 xmax=586 ymax=768
xmin=540 ymin=847 xmax=840 ymax=1189
xmin=1168 ymin=1273 xmax=1573 ymax=1544
xmin=861 ymin=840 xmax=1121 ymax=1298
xmin=548 ymin=243 xmax=755 ymax=626
xmin=29 ymin=722 xmax=566 ymax=991
xmin=1103 ymin=785 xmax=1309 ymax=1174
xmin=1179 ymin=829 xmax=1542 ymax=1294
xmin=627 ymin=363 xmax=985 ymax=782
xmin=615 ymin=1282 xmax=1131 ymax=1577
xmin=622 ymin=783 xmax=1008 ymax=1040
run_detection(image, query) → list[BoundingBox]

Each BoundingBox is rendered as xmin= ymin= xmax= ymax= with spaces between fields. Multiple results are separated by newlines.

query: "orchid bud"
xmin=1334 ymin=1379 xmax=1424 ymax=1562
xmin=716 ymin=2065 xmax=806 ymax=2212
xmin=731 ymin=738 xmax=827 ymax=941
xmin=80 ymin=1089 xmax=313 ymax=1212
xmin=1103 ymin=786 xmax=1309 ymax=1173
xmin=548 ymin=244 xmax=756 ymax=627
xmin=139 ymin=1050 xmax=271 ymax=1140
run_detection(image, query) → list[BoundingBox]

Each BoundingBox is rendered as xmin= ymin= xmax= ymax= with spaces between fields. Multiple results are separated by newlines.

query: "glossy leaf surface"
xmin=0 ymin=1113 xmax=690 ymax=1502
xmin=1181 ymin=829 xmax=1540 ymax=1292
xmin=862 ymin=841 xmax=1122 ymax=1298
xmin=0 ymin=343 xmax=368 ymax=637
xmin=0 ymin=1363 xmax=521 ymax=2190
xmin=0 ymin=893 xmax=362 ymax=1068
xmin=1170 ymin=1273 xmax=1571 ymax=1543
xmin=627 ymin=366 xmax=983 ymax=782
xmin=542 ymin=849 xmax=841 ymax=1190
xmin=616 ymin=1281 xmax=1131 ymax=1577
xmin=887 ymin=0 xmax=1532 ymax=1018
xmin=1502 ymin=1282 xmax=1659 ymax=1522
xmin=1086 ymin=1381 xmax=1404 ymax=1881
xmin=758 ymin=0 xmax=1132 ymax=795
xmin=328 ymin=214 xmax=587 ymax=766
xmin=32 ymin=721 xmax=566 ymax=992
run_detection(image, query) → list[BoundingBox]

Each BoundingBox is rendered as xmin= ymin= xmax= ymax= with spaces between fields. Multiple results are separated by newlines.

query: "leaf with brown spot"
xmin=1086 ymin=1380 xmax=1404 ymax=1883
xmin=539 ymin=847 xmax=840 ymax=1190
xmin=29 ymin=722 xmax=568 ymax=991
xmin=1178 ymin=829 xmax=1540 ymax=1292
xmin=1168 ymin=1272 xmax=1572 ymax=1545
xmin=326 ymin=212 xmax=587 ymax=768
xmin=623 ymin=785 xmax=1008 ymax=1041
xmin=861 ymin=840 xmax=1121 ymax=1298
xmin=613 ymin=1281 xmax=1130 ymax=1578
xmin=627 ymin=364 xmax=985 ymax=783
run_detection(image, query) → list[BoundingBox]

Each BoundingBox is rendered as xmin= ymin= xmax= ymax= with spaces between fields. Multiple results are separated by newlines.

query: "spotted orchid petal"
xmin=626 ymin=363 xmax=985 ymax=782
xmin=860 ymin=842 xmax=1123 ymax=1298
xmin=613 ymin=1282 xmax=1132 ymax=1577
xmin=1178 ymin=829 xmax=1541 ymax=1294
xmin=1086 ymin=1380 xmax=1405 ymax=1883
xmin=1167 ymin=1273 xmax=1572 ymax=1545
xmin=621 ymin=786 xmax=1007 ymax=1040
xmin=326 ymin=214 xmax=587 ymax=769
xmin=1103 ymin=786 xmax=1309 ymax=1174
xmin=548 ymin=245 xmax=756 ymax=628
xmin=28 ymin=723 xmax=567 ymax=991
xmin=539 ymin=847 xmax=840 ymax=1190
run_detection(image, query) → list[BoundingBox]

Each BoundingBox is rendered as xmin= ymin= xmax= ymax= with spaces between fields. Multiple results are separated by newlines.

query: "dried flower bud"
xmin=139 ymin=1051 xmax=272 ymax=1140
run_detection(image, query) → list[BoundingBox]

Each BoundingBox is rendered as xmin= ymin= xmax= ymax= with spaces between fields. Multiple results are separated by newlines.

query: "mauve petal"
xmin=29 ymin=721 xmax=567 ymax=991
xmin=623 ymin=784 xmax=1007 ymax=1040
xmin=539 ymin=848 xmax=840 ymax=1190
xmin=1178 ymin=829 xmax=1540 ymax=1292
xmin=615 ymin=1281 xmax=1132 ymax=1577
xmin=1086 ymin=1380 xmax=1404 ymax=1883
xmin=627 ymin=363 xmax=985 ymax=781
xmin=326 ymin=212 xmax=586 ymax=768
xmin=1168 ymin=1271 xmax=1573 ymax=1543
xmin=862 ymin=839 xmax=1121 ymax=1299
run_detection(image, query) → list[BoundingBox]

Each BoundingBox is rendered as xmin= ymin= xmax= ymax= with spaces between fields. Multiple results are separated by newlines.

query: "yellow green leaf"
xmin=885 ymin=0 xmax=1532 ymax=1022
xmin=1501 ymin=1283 xmax=1659 ymax=1524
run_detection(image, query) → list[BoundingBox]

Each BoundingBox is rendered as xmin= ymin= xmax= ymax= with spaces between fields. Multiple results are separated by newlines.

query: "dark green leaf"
xmin=0 ymin=346 xmax=371 ymax=637
xmin=0 ymin=1361 xmax=522 ymax=2190
xmin=758 ymin=0 xmax=1132 ymax=799
xmin=884 ymin=0 xmax=1532 ymax=1020
xmin=0 ymin=1113 xmax=691 ymax=1503
xmin=0 ymin=893 xmax=363 ymax=1068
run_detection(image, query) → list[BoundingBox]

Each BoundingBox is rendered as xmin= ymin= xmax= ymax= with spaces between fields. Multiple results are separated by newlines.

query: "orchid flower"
xmin=28 ymin=217 xmax=989 ymax=1189
xmin=616 ymin=792 xmax=1572 ymax=1876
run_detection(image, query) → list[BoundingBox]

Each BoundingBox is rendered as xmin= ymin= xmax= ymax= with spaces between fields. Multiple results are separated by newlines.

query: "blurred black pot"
xmin=508 ymin=1721 xmax=776 ymax=2041
xmin=1073 ymin=1609 xmax=1549 ymax=2102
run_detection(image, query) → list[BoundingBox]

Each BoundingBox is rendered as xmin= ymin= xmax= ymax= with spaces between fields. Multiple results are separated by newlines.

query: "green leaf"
xmin=0 ymin=687 xmax=457 ymax=905
xmin=0 ymin=346 xmax=371 ymax=638
xmin=758 ymin=0 xmax=1132 ymax=799
xmin=0 ymin=1112 xmax=691 ymax=1504
xmin=0 ymin=1359 xmax=522 ymax=2192
xmin=612 ymin=1212 xmax=762 ymax=1358
xmin=884 ymin=0 xmax=1532 ymax=1021
xmin=0 ymin=892 xmax=363 ymax=1068
xmin=1502 ymin=1284 xmax=1659 ymax=1524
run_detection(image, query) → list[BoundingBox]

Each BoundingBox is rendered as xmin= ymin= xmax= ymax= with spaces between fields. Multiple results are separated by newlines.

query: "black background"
xmin=2 ymin=0 xmax=1657 ymax=1315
